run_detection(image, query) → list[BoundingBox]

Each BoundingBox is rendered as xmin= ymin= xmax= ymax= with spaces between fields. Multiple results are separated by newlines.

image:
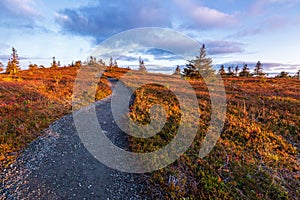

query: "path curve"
xmin=0 ymin=78 xmax=148 ymax=199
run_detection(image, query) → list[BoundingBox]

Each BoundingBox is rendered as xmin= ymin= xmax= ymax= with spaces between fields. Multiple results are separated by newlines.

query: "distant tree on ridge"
xmin=253 ymin=61 xmax=265 ymax=77
xmin=239 ymin=63 xmax=251 ymax=77
xmin=6 ymin=47 xmax=21 ymax=74
xmin=173 ymin=65 xmax=181 ymax=76
xmin=51 ymin=56 xmax=58 ymax=68
xmin=218 ymin=65 xmax=226 ymax=77
xmin=29 ymin=62 xmax=38 ymax=70
xmin=235 ymin=65 xmax=239 ymax=76
xmin=138 ymin=56 xmax=146 ymax=72
xmin=227 ymin=65 xmax=235 ymax=77
xmin=275 ymin=71 xmax=289 ymax=78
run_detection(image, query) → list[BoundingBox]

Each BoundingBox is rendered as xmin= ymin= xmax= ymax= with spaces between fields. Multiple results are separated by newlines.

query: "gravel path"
xmin=0 ymin=78 xmax=149 ymax=199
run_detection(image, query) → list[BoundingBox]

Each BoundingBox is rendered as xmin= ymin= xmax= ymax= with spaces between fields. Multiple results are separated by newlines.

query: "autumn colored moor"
xmin=0 ymin=65 xmax=299 ymax=199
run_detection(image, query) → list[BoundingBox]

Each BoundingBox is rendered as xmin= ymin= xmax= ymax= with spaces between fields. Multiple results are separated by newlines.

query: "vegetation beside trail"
xmin=0 ymin=66 xmax=112 ymax=169
xmin=0 ymin=64 xmax=299 ymax=199
xmin=126 ymin=72 xmax=299 ymax=199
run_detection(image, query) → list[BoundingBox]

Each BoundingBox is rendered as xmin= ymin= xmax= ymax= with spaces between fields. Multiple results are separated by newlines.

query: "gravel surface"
xmin=0 ymin=78 xmax=149 ymax=199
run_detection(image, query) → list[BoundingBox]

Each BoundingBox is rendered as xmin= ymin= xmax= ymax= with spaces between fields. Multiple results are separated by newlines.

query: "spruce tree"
xmin=218 ymin=65 xmax=226 ymax=77
xmin=51 ymin=56 xmax=58 ymax=68
xmin=186 ymin=44 xmax=215 ymax=78
xmin=235 ymin=65 xmax=239 ymax=76
xmin=227 ymin=66 xmax=235 ymax=77
xmin=173 ymin=65 xmax=181 ymax=76
xmin=276 ymin=71 xmax=289 ymax=78
xmin=253 ymin=61 xmax=265 ymax=77
xmin=29 ymin=63 xmax=38 ymax=70
xmin=6 ymin=47 xmax=21 ymax=74
xmin=138 ymin=56 xmax=146 ymax=72
xmin=239 ymin=63 xmax=251 ymax=77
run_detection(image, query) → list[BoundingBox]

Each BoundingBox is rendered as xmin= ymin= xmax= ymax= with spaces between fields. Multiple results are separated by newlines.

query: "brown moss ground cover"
xmin=124 ymin=73 xmax=299 ymax=199
xmin=0 ymin=66 xmax=112 ymax=170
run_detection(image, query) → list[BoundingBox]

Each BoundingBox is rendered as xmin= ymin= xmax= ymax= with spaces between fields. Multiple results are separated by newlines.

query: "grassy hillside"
xmin=0 ymin=66 xmax=112 ymax=169
xmin=0 ymin=67 xmax=299 ymax=199
xmin=125 ymin=73 xmax=299 ymax=199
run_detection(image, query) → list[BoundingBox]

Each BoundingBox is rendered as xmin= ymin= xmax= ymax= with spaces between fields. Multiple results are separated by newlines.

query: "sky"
xmin=0 ymin=0 xmax=300 ymax=75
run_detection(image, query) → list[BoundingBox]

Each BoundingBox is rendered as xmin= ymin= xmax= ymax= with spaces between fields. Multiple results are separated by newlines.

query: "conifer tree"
xmin=218 ymin=65 xmax=226 ymax=77
xmin=190 ymin=44 xmax=215 ymax=77
xmin=276 ymin=71 xmax=289 ymax=78
xmin=114 ymin=60 xmax=118 ymax=67
xmin=227 ymin=65 xmax=235 ymax=77
xmin=253 ymin=61 xmax=265 ymax=77
xmin=184 ymin=44 xmax=215 ymax=78
xmin=98 ymin=59 xmax=105 ymax=66
xmin=29 ymin=63 xmax=38 ymax=70
xmin=109 ymin=57 xmax=114 ymax=67
xmin=239 ymin=63 xmax=251 ymax=77
xmin=235 ymin=65 xmax=239 ymax=76
xmin=173 ymin=65 xmax=181 ymax=76
xmin=138 ymin=56 xmax=146 ymax=71
xmin=51 ymin=56 xmax=58 ymax=68
xmin=6 ymin=47 xmax=21 ymax=74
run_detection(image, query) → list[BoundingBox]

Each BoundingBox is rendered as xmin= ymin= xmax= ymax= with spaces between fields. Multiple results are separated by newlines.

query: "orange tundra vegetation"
xmin=0 ymin=66 xmax=299 ymax=199
xmin=0 ymin=66 xmax=112 ymax=169
xmin=125 ymin=72 xmax=299 ymax=199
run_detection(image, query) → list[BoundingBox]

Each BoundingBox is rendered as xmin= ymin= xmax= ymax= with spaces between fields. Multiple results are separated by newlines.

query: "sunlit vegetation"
xmin=124 ymin=73 xmax=299 ymax=199
xmin=0 ymin=66 xmax=112 ymax=169
xmin=0 ymin=46 xmax=299 ymax=199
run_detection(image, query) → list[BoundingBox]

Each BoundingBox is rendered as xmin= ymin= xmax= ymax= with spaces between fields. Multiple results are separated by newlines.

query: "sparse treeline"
xmin=1 ymin=46 xmax=299 ymax=79
xmin=217 ymin=61 xmax=300 ymax=79
xmin=217 ymin=61 xmax=267 ymax=78
xmin=0 ymin=47 xmax=119 ymax=74
xmin=175 ymin=44 xmax=300 ymax=79
xmin=0 ymin=47 xmax=138 ymax=74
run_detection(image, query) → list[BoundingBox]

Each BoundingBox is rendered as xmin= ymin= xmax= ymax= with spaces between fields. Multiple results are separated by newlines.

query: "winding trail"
xmin=1 ymin=78 xmax=147 ymax=199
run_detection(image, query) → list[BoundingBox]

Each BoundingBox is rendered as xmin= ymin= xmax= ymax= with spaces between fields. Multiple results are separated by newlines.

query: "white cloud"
xmin=173 ymin=0 xmax=237 ymax=28
xmin=190 ymin=6 xmax=237 ymax=27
